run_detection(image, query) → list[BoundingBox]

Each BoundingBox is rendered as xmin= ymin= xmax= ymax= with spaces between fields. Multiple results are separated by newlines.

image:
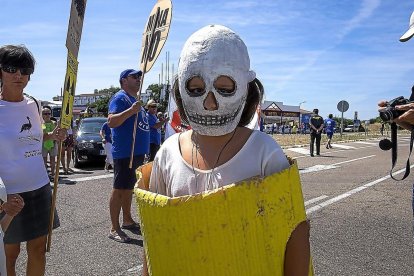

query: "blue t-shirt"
xmin=109 ymin=90 xmax=150 ymax=159
xmin=101 ymin=122 xmax=112 ymax=144
xmin=148 ymin=113 xmax=161 ymax=145
xmin=324 ymin=118 xmax=336 ymax=133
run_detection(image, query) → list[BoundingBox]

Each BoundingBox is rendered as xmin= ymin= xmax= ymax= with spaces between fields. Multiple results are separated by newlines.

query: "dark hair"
xmin=173 ymin=77 xmax=263 ymax=128
xmin=328 ymin=114 xmax=333 ymax=119
xmin=313 ymin=108 xmax=319 ymax=114
xmin=0 ymin=45 xmax=36 ymax=69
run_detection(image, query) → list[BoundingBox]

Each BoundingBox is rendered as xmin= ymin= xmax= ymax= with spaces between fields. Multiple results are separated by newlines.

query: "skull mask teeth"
xmin=178 ymin=25 xmax=256 ymax=136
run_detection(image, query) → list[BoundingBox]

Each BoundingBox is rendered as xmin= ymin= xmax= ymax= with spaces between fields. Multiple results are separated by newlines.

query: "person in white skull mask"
xmin=144 ymin=25 xmax=310 ymax=275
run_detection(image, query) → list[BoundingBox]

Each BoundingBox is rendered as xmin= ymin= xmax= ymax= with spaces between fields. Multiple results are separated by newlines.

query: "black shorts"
xmin=113 ymin=155 xmax=145 ymax=190
xmin=4 ymin=184 xmax=60 ymax=244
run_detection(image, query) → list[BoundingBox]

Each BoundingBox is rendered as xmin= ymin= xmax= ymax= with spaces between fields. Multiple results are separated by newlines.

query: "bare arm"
xmin=107 ymin=102 xmax=141 ymax=128
xmin=1 ymin=194 xmax=24 ymax=232
xmin=284 ymin=221 xmax=311 ymax=276
xmin=151 ymin=118 xmax=168 ymax=129
xmin=378 ymin=101 xmax=414 ymax=130
xmin=43 ymin=122 xmax=67 ymax=142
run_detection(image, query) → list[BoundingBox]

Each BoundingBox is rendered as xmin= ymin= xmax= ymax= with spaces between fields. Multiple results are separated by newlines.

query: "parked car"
xmin=343 ymin=125 xmax=354 ymax=132
xmin=73 ymin=117 xmax=107 ymax=168
xmin=343 ymin=125 xmax=365 ymax=132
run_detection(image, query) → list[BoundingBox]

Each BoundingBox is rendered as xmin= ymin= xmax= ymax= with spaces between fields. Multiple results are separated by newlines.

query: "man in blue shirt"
xmin=107 ymin=69 xmax=149 ymax=243
xmin=146 ymin=99 xmax=168 ymax=161
xmin=324 ymin=114 xmax=336 ymax=149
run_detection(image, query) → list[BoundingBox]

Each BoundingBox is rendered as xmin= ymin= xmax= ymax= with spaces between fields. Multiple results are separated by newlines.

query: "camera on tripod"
xmin=379 ymin=96 xmax=411 ymax=122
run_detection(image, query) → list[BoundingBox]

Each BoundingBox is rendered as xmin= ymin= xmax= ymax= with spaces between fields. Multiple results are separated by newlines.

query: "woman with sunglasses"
xmin=0 ymin=44 xmax=66 ymax=275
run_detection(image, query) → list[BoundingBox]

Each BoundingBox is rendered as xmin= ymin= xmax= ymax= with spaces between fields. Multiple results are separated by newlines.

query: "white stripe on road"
xmin=305 ymin=195 xmax=328 ymax=206
xmin=306 ymin=164 xmax=414 ymax=215
xmin=300 ymin=155 xmax=375 ymax=174
xmin=354 ymin=141 xmax=378 ymax=145
xmin=300 ymin=165 xmax=337 ymax=174
xmin=69 ymin=174 xmax=113 ymax=182
xmin=330 ymin=144 xmax=356 ymax=149
xmin=286 ymin=147 xmax=309 ymax=155
xmin=331 ymin=155 xmax=375 ymax=166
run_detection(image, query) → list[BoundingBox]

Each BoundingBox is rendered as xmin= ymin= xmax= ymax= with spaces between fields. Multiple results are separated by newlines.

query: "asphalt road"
xmin=14 ymin=135 xmax=414 ymax=275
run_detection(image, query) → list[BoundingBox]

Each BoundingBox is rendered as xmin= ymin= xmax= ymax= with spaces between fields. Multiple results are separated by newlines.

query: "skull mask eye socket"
xmin=186 ymin=76 xmax=206 ymax=97
xmin=214 ymin=75 xmax=236 ymax=97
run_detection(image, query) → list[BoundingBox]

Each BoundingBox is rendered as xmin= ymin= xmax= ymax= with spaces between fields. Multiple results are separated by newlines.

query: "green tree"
xmin=90 ymin=86 xmax=120 ymax=116
xmin=147 ymin=83 xmax=169 ymax=113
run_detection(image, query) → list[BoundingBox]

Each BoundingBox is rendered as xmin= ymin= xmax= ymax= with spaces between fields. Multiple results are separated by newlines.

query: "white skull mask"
xmin=178 ymin=25 xmax=256 ymax=136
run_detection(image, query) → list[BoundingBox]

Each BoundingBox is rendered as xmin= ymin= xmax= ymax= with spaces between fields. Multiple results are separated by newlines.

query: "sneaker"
xmin=326 ymin=145 xmax=329 ymax=149
xmin=310 ymin=154 xmax=314 ymax=157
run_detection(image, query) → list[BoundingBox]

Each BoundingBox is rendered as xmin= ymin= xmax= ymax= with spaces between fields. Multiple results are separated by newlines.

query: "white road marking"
xmin=69 ymin=174 xmax=113 ymax=182
xmin=306 ymin=164 xmax=414 ymax=215
xmin=330 ymin=144 xmax=356 ymax=149
xmin=354 ymin=141 xmax=378 ymax=145
xmin=331 ymin=155 xmax=375 ymax=166
xmin=286 ymin=147 xmax=309 ymax=155
xmin=305 ymin=195 xmax=328 ymax=206
xmin=300 ymin=164 xmax=337 ymax=174
xmin=300 ymin=155 xmax=375 ymax=174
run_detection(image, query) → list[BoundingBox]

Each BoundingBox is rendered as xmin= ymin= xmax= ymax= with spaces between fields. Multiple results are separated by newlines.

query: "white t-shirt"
xmin=149 ymin=130 xmax=290 ymax=197
xmin=0 ymin=97 xmax=50 ymax=194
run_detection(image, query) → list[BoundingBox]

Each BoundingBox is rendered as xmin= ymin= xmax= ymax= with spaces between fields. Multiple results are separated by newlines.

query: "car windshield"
xmin=79 ymin=121 xmax=105 ymax=134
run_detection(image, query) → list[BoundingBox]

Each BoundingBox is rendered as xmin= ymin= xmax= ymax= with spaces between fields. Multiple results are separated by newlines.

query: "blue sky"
xmin=1 ymin=0 xmax=414 ymax=120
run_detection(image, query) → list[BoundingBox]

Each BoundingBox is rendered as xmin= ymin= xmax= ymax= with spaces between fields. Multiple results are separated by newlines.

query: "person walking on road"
xmin=107 ymin=69 xmax=149 ymax=243
xmin=309 ymin=108 xmax=324 ymax=157
xmin=324 ymin=114 xmax=336 ymax=149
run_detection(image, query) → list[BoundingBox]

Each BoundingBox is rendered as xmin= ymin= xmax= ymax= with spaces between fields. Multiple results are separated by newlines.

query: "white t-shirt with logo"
xmin=149 ymin=130 xmax=290 ymax=197
xmin=0 ymin=97 xmax=49 ymax=194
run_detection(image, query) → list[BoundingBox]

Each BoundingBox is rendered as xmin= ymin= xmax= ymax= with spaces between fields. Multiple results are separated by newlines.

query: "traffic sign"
xmin=337 ymin=100 xmax=349 ymax=112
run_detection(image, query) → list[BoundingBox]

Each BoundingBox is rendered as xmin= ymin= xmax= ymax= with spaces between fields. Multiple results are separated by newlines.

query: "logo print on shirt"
xmin=18 ymin=116 xmax=41 ymax=145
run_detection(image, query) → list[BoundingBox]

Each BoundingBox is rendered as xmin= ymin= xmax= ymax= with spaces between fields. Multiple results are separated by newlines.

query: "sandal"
xmin=121 ymin=222 xmax=140 ymax=231
xmin=108 ymin=230 xmax=131 ymax=243
xmin=121 ymin=222 xmax=141 ymax=234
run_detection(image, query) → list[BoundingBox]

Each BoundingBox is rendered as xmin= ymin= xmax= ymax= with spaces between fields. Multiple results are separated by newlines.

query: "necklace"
xmin=191 ymin=128 xmax=238 ymax=192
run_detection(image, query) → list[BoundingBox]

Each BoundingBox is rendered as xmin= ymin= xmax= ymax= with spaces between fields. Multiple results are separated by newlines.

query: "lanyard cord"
xmin=389 ymin=123 xmax=414 ymax=181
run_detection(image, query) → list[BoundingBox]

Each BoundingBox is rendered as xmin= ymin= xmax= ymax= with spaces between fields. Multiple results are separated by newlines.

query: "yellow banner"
xmin=60 ymin=51 xmax=78 ymax=129
xmin=135 ymin=161 xmax=313 ymax=275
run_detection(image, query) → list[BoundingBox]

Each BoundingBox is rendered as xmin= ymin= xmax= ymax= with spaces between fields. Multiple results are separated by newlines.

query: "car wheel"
xmin=74 ymin=149 xmax=82 ymax=168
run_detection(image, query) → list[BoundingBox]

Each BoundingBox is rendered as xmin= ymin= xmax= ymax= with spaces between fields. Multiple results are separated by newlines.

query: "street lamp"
xmin=298 ymin=101 xmax=306 ymax=133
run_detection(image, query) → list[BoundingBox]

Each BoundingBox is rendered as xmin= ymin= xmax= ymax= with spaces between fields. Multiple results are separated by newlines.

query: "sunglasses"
xmin=149 ymin=105 xmax=157 ymax=108
xmin=1 ymin=66 xmax=34 ymax=75
xmin=42 ymin=113 xmax=51 ymax=115
xmin=128 ymin=74 xmax=141 ymax=80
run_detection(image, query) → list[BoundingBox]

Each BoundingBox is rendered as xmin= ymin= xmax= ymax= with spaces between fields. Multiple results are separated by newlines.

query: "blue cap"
xmin=119 ymin=69 xmax=142 ymax=81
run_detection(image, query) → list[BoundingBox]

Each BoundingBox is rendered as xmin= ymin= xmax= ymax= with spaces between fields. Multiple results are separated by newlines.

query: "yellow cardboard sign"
xmin=66 ymin=0 xmax=87 ymax=59
xmin=135 ymin=161 xmax=313 ymax=275
xmin=60 ymin=51 xmax=78 ymax=129
xmin=140 ymin=0 xmax=172 ymax=73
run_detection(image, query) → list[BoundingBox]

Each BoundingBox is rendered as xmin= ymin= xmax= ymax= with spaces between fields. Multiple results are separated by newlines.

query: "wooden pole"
xmin=129 ymin=7 xmax=161 ymax=168
xmin=46 ymin=140 xmax=62 ymax=252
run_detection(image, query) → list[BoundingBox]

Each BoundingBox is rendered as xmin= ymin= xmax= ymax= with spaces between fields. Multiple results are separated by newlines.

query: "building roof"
xmin=261 ymin=100 xmax=299 ymax=112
